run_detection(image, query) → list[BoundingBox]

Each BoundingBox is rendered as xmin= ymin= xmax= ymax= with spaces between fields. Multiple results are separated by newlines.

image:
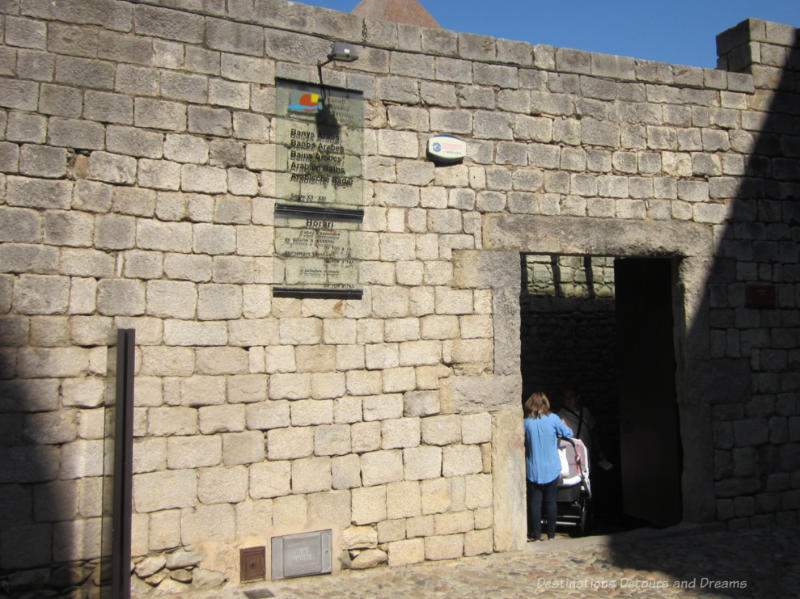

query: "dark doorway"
xmin=520 ymin=254 xmax=683 ymax=536
xmin=615 ymin=258 xmax=682 ymax=527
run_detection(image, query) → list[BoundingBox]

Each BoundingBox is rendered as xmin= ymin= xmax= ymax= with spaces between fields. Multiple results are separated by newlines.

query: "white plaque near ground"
xmin=271 ymin=530 xmax=332 ymax=580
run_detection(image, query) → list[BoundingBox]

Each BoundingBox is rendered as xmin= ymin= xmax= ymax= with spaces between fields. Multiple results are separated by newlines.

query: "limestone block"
xmin=311 ymin=372 xmax=346 ymax=400
xmin=198 ymin=465 xmax=248 ymax=504
xmin=422 ymin=415 xmax=461 ymax=446
xmin=291 ymin=399 xmax=333 ymax=426
xmin=164 ymin=320 xmax=226 ymax=346
xmin=194 ymin=347 xmax=248 ymax=376
xmin=342 ymin=526 xmax=378 ymax=550
xmin=173 ymin=375 xmax=225 ymax=407
xmin=165 ymin=134 xmax=208 ymax=163
xmin=388 ymin=538 xmax=424 ymax=566
xmin=279 ymin=317 xmax=322 ymax=345
xmin=352 ymin=485 xmax=386 ymax=525
xmin=13 ymin=274 xmax=70 ymax=315
xmin=421 ymin=478 xmax=451 ymax=515
xmin=148 ymin=407 xmax=198 ymax=436
xmin=399 ymin=340 xmax=441 ymax=366
xmin=149 ymin=510 xmax=180 ymax=551
xmin=382 ymin=418 xmax=421 ymax=449
xmin=351 ymin=421 xmax=381 ymax=454
xmin=226 ymin=374 xmax=267 ymax=404
xmin=315 ymin=424 xmax=351 ymax=456
xmin=464 ymin=528 xmax=493 ymax=556
xmin=250 ymin=460 xmax=291 ymax=499
xmin=333 ymin=397 xmax=362 ymax=426
xmin=363 ymin=394 xmax=404 ymax=421
xmin=382 ymin=367 xmax=416 ymax=393
xmin=236 ymin=499 xmax=273 ymax=539
xmin=361 ymin=450 xmax=403 ymax=486
xmin=133 ymin=470 xmax=196 ymax=512
xmin=308 ymin=489 xmax=351 ymax=530
xmin=371 ymin=286 xmax=410 ymax=317
xmin=197 ymin=284 xmax=242 ymax=320
xmin=267 ymin=426 xmax=313 ymax=460
xmin=246 ymin=400 xmax=290 ymax=431
xmin=33 ymin=479 xmax=79 ymax=522
xmin=133 ymin=437 xmax=166 ymax=474
xmin=197 ymin=405 xmax=245 ymax=435
xmin=181 ymin=503 xmax=235 ymax=544
xmin=163 ymin=253 xmax=212 ymax=282
xmin=461 ymin=413 xmax=492 ymax=444
xmin=24 ymin=410 xmax=77 ymax=445
xmin=167 ymin=435 xmax=221 ymax=469
xmin=222 ymin=430 xmax=265 ymax=465
xmin=386 ymin=480 xmax=421 ymax=519
xmin=138 ymin=220 xmax=193 ymax=253
xmin=404 ymin=390 xmax=440 ymax=417
xmin=61 ymin=376 xmax=105 ymax=408
xmin=332 ymin=454 xmax=361 ymax=490
xmin=425 ymin=534 xmax=463 ymax=561
xmin=295 ymin=345 xmax=337 ymax=372
xmin=53 ymin=517 xmax=103 ymax=561
xmin=403 ymin=445 xmax=442 ymax=480
xmin=421 ymin=315 xmax=460 ymax=339
xmin=322 ymin=319 xmax=357 ymax=345
xmin=77 ymin=408 xmax=105 ymax=441
xmin=434 ymin=287 xmax=473 ymax=315
xmin=346 ymin=370 xmax=383 ymax=395
xmin=465 ymin=474 xmax=494 ymax=509
xmin=365 ymin=343 xmax=399 ymax=370
xmin=434 ymin=511 xmax=474 ymax=535
xmin=443 ymin=445 xmax=483 ymax=477
xmin=292 ymin=456 xmax=332 ymax=494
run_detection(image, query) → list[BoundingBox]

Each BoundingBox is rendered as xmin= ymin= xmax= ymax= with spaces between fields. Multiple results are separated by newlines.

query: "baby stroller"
xmin=555 ymin=437 xmax=592 ymax=535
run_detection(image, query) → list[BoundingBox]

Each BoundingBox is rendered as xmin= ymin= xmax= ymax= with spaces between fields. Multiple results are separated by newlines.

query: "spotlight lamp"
xmin=327 ymin=41 xmax=359 ymax=63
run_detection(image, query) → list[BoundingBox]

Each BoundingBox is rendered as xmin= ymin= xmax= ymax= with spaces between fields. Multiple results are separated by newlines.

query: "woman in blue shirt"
xmin=524 ymin=392 xmax=573 ymax=540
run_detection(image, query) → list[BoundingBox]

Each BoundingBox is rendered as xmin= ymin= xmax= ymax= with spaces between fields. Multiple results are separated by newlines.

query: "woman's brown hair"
xmin=524 ymin=392 xmax=551 ymax=418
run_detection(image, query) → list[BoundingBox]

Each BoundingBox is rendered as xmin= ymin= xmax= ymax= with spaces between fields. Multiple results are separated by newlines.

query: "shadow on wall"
xmin=608 ymin=22 xmax=800 ymax=597
xmin=0 ymin=337 xmax=116 ymax=596
xmin=0 ymin=348 xmax=73 ymax=595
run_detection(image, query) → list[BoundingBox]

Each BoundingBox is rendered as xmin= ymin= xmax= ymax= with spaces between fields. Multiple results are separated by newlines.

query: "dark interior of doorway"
xmin=520 ymin=254 xmax=683 ymax=537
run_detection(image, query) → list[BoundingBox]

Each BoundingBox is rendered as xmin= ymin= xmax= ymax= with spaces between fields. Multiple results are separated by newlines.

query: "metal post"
xmin=111 ymin=329 xmax=135 ymax=599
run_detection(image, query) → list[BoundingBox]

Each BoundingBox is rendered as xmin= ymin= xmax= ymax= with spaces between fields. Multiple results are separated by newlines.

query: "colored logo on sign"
xmin=433 ymin=142 xmax=442 ymax=152
xmin=289 ymin=92 xmax=322 ymax=114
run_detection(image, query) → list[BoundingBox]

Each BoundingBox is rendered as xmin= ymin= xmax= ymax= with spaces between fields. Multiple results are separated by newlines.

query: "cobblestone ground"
xmin=197 ymin=524 xmax=799 ymax=599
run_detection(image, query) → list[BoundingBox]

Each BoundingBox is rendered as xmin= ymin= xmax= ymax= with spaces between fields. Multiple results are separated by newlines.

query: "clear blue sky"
xmin=304 ymin=0 xmax=799 ymax=69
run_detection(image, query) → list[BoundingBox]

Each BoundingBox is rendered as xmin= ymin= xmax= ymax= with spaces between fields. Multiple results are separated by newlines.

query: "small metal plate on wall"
xmin=271 ymin=530 xmax=332 ymax=580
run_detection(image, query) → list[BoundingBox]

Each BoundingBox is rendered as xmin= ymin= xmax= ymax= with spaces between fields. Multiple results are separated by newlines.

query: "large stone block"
xmin=351 ymin=485 xmax=386 ymax=525
xmin=250 ymin=460 xmax=290 ymax=499
xmin=361 ymin=450 xmax=403 ymax=486
xmin=222 ymin=430 xmax=265 ymax=465
xmin=133 ymin=469 xmax=196 ymax=513
xmin=292 ymin=456 xmax=332 ymax=494
xmin=181 ymin=504 xmax=235 ymax=544
xmin=403 ymin=445 xmax=442 ymax=480
xmin=198 ymin=465 xmax=248 ymax=504
xmin=425 ymin=533 xmax=463 ymax=560
xmin=167 ymin=435 xmax=221 ymax=469
xmin=267 ymin=426 xmax=313 ymax=460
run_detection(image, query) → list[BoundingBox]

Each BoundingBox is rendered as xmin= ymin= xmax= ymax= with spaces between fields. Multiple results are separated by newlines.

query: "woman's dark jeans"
xmin=527 ymin=477 xmax=559 ymax=540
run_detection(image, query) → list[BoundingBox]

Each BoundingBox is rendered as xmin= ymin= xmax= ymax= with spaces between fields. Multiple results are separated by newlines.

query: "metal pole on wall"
xmin=112 ymin=329 xmax=135 ymax=599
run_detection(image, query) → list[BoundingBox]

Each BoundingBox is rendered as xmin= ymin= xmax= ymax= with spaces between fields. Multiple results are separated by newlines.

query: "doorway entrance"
xmin=520 ymin=254 xmax=683 ymax=534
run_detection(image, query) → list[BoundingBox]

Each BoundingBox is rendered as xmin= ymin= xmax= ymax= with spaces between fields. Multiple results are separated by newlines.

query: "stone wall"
xmin=0 ymin=0 xmax=797 ymax=596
